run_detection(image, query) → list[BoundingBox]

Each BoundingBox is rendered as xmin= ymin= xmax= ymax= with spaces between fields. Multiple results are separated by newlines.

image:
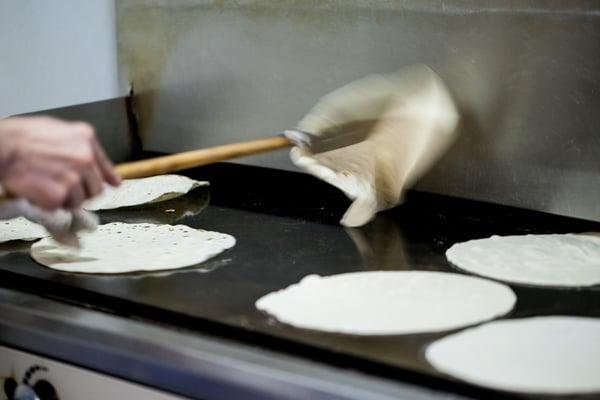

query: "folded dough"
xmin=84 ymin=175 xmax=207 ymax=211
xmin=291 ymin=65 xmax=459 ymax=227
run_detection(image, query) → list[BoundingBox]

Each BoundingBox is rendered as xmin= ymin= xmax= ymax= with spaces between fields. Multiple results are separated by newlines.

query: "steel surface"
xmin=116 ymin=0 xmax=600 ymax=222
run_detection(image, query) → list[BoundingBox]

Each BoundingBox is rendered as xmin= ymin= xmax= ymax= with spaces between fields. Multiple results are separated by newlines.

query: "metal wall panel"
xmin=117 ymin=0 xmax=600 ymax=222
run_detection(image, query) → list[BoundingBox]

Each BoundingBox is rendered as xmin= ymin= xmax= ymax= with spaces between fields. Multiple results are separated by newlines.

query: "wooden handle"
xmin=116 ymin=135 xmax=292 ymax=179
xmin=0 ymin=135 xmax=292 ymax=202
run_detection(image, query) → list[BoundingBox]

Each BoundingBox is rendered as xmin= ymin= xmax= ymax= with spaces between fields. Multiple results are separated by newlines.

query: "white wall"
xmin=0 ymin=0 xmax=122 ymax=116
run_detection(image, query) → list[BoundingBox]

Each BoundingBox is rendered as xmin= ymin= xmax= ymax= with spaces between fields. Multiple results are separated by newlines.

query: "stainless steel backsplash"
xmin=117 ymin=0 xmax=600 ymax=222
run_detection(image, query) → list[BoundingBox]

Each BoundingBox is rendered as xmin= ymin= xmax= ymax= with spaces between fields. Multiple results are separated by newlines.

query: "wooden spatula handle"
xmin=116 ymin=135 xmax=292 ymax=179
xmin=0 ymin=135 xmax=293 ymax=202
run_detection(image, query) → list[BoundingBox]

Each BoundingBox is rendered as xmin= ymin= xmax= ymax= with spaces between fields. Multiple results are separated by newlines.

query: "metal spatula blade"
xmin=284 ymin=124 xmax=373 ymax=154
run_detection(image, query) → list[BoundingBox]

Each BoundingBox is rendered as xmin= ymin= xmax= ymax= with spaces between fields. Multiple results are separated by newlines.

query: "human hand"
xmin=0 ymin=198 xmax=98 ymax=247
xmin=0 ymin=116 xmax=121 ymax=210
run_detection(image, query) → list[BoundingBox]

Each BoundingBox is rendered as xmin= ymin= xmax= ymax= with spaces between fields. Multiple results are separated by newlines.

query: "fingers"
xmin=8 ymin=173 xmax=68 ymax=211
xmin=41 ymin=121 xmax=118 ymax=203
xmin=69 ymin=122 xmax=120 ymax=187
xmin=92 ymin=139 xmax=121 ymax=186
xmin=28 ymin=173 xmax=87 ymax=211
xmin=4 ymin=158 xmax=89 ymax=210
xmin=65 ymin=178 xmax=86 ymax=210
xmin=81 ymin=164 xmax=104 ymax=198
xmin=53 ymin=160 xmax=101 ymax=210
xmin=37 ymin=159 xmax=88 ymax=210
xmin=0 ymin=116 xmax=120 ymax=210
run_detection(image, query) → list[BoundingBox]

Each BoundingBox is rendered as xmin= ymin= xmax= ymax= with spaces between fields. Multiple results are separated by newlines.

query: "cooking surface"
xmin=1 ymin=163 xmax=599 ymax=398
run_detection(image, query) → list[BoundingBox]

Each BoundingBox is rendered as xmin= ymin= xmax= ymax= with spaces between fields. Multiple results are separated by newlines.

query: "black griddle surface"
xmin=1 ymin=163 xmax=599 ymax=400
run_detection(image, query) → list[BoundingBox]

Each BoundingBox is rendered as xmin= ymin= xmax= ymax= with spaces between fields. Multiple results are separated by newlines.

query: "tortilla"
xmin=290 ymin=66 xmax=459 ymax=228
xmin=30 ymin=222 xmax=235 ymax=274
xmin=0 ymin=217 xmax=47 ymax=243
xmin=426 ymin=316 xmax=600 ymax=394
xmin=446 ymin=234 xmax=600 ymax=287
xmin=84 ymin=175 xmax=207 ymax=211
xmin=255 ymin=271 xmax=516 ymax=335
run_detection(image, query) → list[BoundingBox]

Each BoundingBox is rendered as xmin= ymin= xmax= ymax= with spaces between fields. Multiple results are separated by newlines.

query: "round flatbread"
xmin=84 ymin=175 xmax=207 ymax=211
xmin=0 ymin=217 xmax=47 ymax=243
xmin=446 ymin=234 xmax=600 ymax=287
xmin=426 ymin=316 xmax=600 ymax=394
xmin=255 ymin=271 xmax=516 ymax=335
xmin=31 ymin=222 xmax=235 ymax=274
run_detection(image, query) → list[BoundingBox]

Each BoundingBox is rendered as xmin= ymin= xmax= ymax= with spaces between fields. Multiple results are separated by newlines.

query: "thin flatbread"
xmin=290 ymin=66 xmax=459 ymax=228
xmin=0 ymin=217 xmax=47 ymax=243
xmin=256 ymin=271 xmax=515 ymax=335
xmin=446 ymin=234 xmax=600 ymax=287
xmin=84 ymin=175 xmax=207 ymax=211
xmin=426 ymin=316 xmax=600 ymax=394
xmin=31 ymin=222 xmax=235 ymax=274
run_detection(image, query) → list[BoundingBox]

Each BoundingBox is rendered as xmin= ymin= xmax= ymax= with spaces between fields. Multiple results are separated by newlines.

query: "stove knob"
xmin=32 ymin=380 xmax=58 ymax=400
xmin=12 ymin=384 xmax=40 ymax=400
xmin=3 ymin=377 xmax=17 ymax=399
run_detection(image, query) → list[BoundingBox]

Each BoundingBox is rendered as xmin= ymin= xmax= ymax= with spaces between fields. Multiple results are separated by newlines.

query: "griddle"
xmin=1 ymin=162 xmax=599 ymax=400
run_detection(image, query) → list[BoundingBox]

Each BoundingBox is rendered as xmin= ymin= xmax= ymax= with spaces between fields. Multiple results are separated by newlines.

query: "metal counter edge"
xmin=0 ymin=288 xmax=469 ymax=400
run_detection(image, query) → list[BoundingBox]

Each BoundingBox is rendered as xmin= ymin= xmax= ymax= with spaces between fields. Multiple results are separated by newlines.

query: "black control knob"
xmin=4 ymin=365 xmax=60 ymax=400
xmin=3 ymin=377 xmax=17 ymax=399
xmin=32 ymin=380 xmax=58 ymax=400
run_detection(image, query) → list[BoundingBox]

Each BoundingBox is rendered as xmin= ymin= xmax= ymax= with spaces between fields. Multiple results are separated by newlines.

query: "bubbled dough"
xmin=31 ymin=222 xmax=235 ymax=274
xmin=0 ymin=217 xmax=47 ymax=243
xmin=84 ymin=175 xmax=207 ymax=211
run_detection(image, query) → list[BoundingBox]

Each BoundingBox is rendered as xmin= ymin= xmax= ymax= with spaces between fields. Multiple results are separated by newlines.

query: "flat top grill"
xmin=1 ymin=162 xmax=599 ymax=399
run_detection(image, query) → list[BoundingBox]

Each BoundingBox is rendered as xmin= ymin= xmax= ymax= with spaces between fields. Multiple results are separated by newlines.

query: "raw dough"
xmin=255 ymin=271 xmax=515 ymax=335
xmin=446 ymin=234 xmax=600 ymax=287
xmin=0 ymin=217 xmax=47 ymax=243
xmin=31 ymin=222 xmax=235 ymax=274
xmin=425 ymin=316 xmax=600 ymax=394
xmin=84 ymin=175 xmax=207 ymax=211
